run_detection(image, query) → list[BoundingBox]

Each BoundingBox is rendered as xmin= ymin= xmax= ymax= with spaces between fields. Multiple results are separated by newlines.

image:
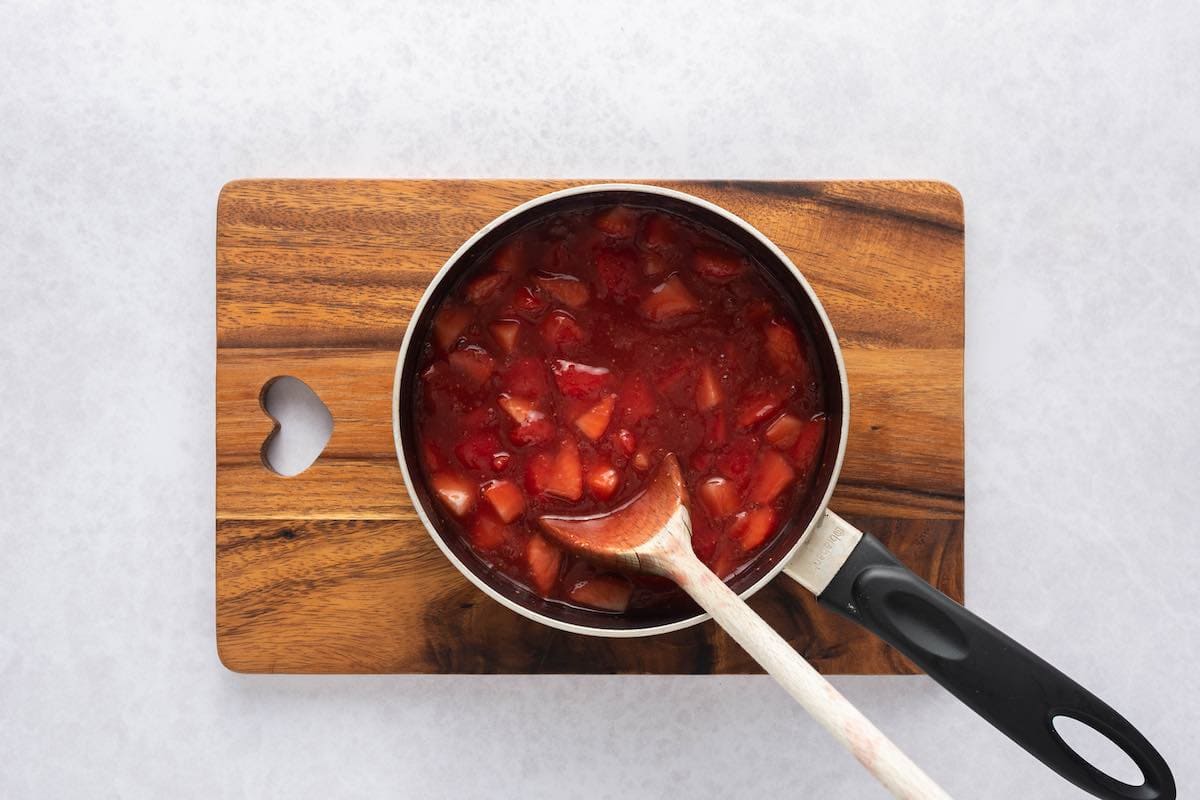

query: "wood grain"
xmin=215 ymin=179 xmax=965 ymax=674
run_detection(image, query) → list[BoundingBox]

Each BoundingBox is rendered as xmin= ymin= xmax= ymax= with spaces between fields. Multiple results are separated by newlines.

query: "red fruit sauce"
xmin=415 ymin=204 xmax=827 ymax=614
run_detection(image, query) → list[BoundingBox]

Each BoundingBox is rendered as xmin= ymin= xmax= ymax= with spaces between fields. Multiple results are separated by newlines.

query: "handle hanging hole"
xmin=1051 ymin=714 xmax=1145 ymax=787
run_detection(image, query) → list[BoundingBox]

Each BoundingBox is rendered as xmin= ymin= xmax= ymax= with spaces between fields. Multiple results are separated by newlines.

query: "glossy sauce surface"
xmin=415 ymin=204 xmax=827 ymax=614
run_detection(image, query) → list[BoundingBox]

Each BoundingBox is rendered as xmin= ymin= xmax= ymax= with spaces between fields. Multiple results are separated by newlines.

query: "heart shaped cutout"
xmin=259 ymin=376 xmax=333 ymax=476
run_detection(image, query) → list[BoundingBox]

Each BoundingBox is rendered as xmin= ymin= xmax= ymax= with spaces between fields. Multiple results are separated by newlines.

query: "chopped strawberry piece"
xmin=717 ymin=437 xmax=758 ymax=489
xmin=735 ymin=386 xmax=785 ymax=429
xmin=535 ymin=273 xmax=590 ymax=308
xmin=524 ymin=451 xmax=555 ymax=496
xmin=617 ymin=374 xmax=657 ymax=424
xmin=510 ymin=419 xmax=554 ymax=447
xmin=749 ymin=449 xmax=795 ymax=504
xmin=469 ymin=513 xmax=509 ymax=551
xmin=594 ymin=205 xmax=639 ymax=238
xmin=526 ymin=535 xmax=563 ymax=595
xmin=705 ymin=410 xmax=728 ymax=447
xmin=568 ymin=575 xmax=633 ymax=612
xmin=542 ymin=241 xmax=578 ymax=274
xmin=574 ymin=394 xmax=616 ymax=441
xmin=552 ymin=359 xmax=611 ymax=399
xmin=764 ymin=320 xmax=807 ymax=378
xmin=710 ymin=542 xmax=739 ymax=579
xmin=497 ymin=394 xmax=538 ymax=425
xmin=695 ymin=364 xmax=723 ymax=411
xmin=697 ymin=476 xmax=740 ymax=518
xmin=545 ymin=437 xmax=583 ymax=501
xmin=447 ymin=345 xmax=495 ymax=388
xmin=593 ymin=248 xmax=639 ymax=301
xmin=539 ymin=310 xmax=586 ymax=350
xmin=613 ymin=428 xmax=637 ymax=456
xmin=432 ymin=305 xmax=473 ymax=352
xmin=731 ymin=507 xmax=778 ymax=551
xmin=790 ymin=415 xmax=827 ymax=477
xmin=499 ymin=356 xmax=548 ymax=398
xmin=488 ymin=318 xmax=521 ymax=354
xmin=586 ymin=460 xmax=621 ymax=501
xmin=511 ymin=286 xmax=548 ymax=319
xmin=641 ymin=250 xmax=669 ymax=276
xmin=421 ymin=439 xmax=445 ymax=471
xmin=464 ymin=272 xmax=509 ymax=304
xmin=481 ymin=479 xmax=526 ymax=523
xmin=419 ymin=362 xmax=463 ymax=413
xmin=743 ymin=299 xmax=773 ymax=323
xmin=692 ymin=248 xmax=747 ymax=283
xmin=639 ymin=274 xmax=701 ymax=322
xmin=454 ymin=429 xmax=503 ymax=470
xmin=764 ymin=413 xmax=804 ymax=449
xmin=632 ymin=446 xmax=653 ymax=472
xmin=430 ymin=472 xmax=475 ymax=518
xmin=690 ymin=514 xmax=719 ymax=563
xmin=641 ymin=213 xmax=680 ymax=251
xmin=498 ymin=395 xmax=554 ymax=446
xmin=491 ymin=239 xmax=525 ymax=273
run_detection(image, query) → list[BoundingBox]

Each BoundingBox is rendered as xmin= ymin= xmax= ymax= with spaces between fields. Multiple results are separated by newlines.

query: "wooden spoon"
xmin=539 ymin=454 xmax=950 ymax=800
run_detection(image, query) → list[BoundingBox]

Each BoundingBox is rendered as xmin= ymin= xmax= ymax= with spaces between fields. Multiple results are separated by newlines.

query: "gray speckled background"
xmin=2 ymin=2 xmax=1198 ymax=797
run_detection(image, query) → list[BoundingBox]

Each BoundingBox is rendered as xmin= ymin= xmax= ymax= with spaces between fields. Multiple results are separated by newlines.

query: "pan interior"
xmin=396 ymin=188 xmax=845 ymax=632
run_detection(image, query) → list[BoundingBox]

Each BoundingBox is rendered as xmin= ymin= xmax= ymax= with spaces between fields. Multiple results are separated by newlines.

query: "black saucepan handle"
xmin=818 ymin=533 xmax=1175 ymax=800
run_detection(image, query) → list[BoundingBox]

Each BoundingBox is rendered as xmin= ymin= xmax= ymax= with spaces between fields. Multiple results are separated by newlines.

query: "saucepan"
xmin=391 ymin=184 xmax=1174 ymax=800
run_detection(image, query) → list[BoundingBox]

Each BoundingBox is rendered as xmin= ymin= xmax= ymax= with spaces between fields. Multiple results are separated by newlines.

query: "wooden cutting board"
xmin=216 ymin=179 xmax=964 ymax=674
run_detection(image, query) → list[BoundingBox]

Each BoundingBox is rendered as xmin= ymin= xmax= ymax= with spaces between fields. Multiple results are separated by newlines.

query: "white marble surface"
xmin=2 ymin=1 xmax=1198 ymax=797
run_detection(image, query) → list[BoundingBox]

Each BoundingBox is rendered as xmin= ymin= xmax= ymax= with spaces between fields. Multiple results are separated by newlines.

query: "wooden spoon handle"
xmin=670 ymin=551 xmax=951 ymax=800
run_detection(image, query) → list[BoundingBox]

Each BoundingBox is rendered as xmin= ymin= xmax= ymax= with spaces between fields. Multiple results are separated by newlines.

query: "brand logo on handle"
xmin=784 ymin=518 xmax=861 ymax=596
xmin=810 ymin=525 xmax=845 ymax=572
